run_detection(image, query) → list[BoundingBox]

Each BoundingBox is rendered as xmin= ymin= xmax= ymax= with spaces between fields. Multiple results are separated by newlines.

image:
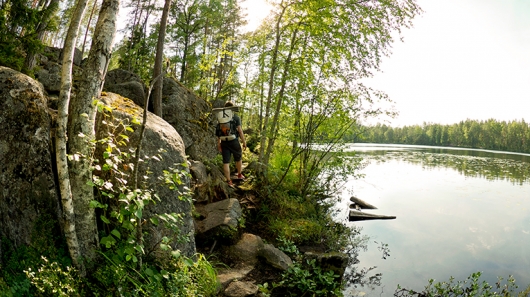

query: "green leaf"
xmin=135 ymin=209 xmax=143 ymax=219
xmin=145 ymin=268 xmax=154 ymax=276
xmin=111 ymin=229 xmax=121 ymax=239
xmin=150 ymin=217 xmax=159 ymax=225
xmin=184 ymin=258 xmax=194 ymax=267
xmin=100 ymin=215 xmax=110 ymax=224
xmin=101 ymin=236 xmax=116 ymax=248
xmin=171 ymin=250 xmax=181 ymax=259
xmin=134 ymin=245 xmax=144 ymax=254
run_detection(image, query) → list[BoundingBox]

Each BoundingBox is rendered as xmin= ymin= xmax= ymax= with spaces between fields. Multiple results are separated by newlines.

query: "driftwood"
xmin=349 ymin=210 xmax=396 ymax=222
xmin=349 ymin=196 xmax=377 ymax=209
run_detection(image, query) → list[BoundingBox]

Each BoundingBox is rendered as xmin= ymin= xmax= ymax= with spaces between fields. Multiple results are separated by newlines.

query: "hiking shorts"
xmin=221 ymin=139 xmax=242 ymax=164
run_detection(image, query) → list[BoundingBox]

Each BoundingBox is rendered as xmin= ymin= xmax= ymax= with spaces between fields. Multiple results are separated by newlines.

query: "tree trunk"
xmin=56 ymin=0 xmax=88 ymax=275
xmin=152 ymin=0 xmax=171 ymax=116
xmin=179 ymin=34 xmax=189 ymax=82
xmin=257 ymin=4 xmax=287 ymax=169
xmin=81 ymin=0 xmax=98 ymax=58
xmin=68 ymin=0 xmax=119 ymax=265
xmin=263 ymin=27 xmax=298 ymax=165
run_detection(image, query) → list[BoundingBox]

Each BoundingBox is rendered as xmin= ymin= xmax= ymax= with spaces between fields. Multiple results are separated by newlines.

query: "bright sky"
xmin=242 ymin=0 xmax=530 ymax=127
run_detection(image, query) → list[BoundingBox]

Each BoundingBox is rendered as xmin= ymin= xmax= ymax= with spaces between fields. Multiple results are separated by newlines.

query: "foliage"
xmin=0 ymin=214 xmax=71 ymax=297
xmin=274 ymin=259 xmax=343 ymax=296
xmin=0 ymin=0 xmax=58 ymax=73
xmin=25 ymin=257 xmax=81 ymax=297
xmin=276 ymin=235 xmax=300 ymax=257
xmin=3 ymin=100 xmax=217 ymax=296
xmin=394 ymin=272 xmax=530 ymax=297
xmin=113 ymin=31 xmax=158 ymax=82
xmin=357 ymin=119 xmax=530 ymax=153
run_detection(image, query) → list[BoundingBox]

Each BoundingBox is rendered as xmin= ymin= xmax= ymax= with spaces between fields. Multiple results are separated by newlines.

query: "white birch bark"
xmin=56 ymin=0 xmax=89 ymax=274
xmin=68 ymin=0 xmax=120 ymax=263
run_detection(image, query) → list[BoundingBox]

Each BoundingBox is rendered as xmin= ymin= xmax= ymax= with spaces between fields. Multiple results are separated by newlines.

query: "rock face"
xmin=103 ymin=69 xmax=147 ymax=107
xmin=0 ymin=66 xmax=197 ymax=260
xmin=304 ymin=251 xmax=349 ymax=279
xmin=0 ymin=66 xmax=60 ymax=250
xmin=34 ymin=47 xmax=83 ymax=94
xmin=224 ymin=281 xmax=259 ymax=297
xmin=102 ymin=70 xmax=219 ymax=162
xmin=161 ymin=77 xmax=218 ymax=161
xmin=96 ymin=93 xmax=196 ymax=257
xmin=258 ymin=244 xmax=293 ymax=271
xmin=194 ymin=198 xmax=242 ymax=244
xmin=228 ymin=233 xmax=265 ymax=265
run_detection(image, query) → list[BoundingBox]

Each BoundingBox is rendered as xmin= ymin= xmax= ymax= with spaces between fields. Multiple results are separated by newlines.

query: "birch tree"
xmin=68 ymin=0 xmax=120 ymax=264
xmin=249 ymin=0 xmax=421 ymax=188
xmin=55 ymin=0 xmax=89 ymax=274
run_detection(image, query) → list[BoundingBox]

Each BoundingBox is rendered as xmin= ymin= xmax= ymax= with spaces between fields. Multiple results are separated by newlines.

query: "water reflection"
xmin=340 ymin=144 xmax=530 ymax=296
xmin=346 ymin=145 xmax=530 ymax=185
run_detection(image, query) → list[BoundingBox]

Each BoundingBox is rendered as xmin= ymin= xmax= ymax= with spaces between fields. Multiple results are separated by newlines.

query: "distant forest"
xmin=348 ymin=119 xmax=530 ymax=154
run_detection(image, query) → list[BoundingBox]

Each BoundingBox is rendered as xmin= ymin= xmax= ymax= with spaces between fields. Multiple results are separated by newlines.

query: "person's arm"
xmin=217 ymin=137 xmax=222 ymax=152
xmin=237 ymin=126 xmax=247 ymax=150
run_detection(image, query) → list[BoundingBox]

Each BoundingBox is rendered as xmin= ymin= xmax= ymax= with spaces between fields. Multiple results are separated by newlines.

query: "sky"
xmin=241 ymin=0 xmax=530 ymax=127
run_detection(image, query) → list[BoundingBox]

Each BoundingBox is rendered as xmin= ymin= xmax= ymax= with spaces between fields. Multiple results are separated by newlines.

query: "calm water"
xmin=336 ymin=144 xmax=530 ymax=296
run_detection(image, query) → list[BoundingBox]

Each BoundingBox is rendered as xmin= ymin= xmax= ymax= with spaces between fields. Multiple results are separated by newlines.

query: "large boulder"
xmin=258 ymin=244 xmax=293 ymax=271
xmin=0 ymin=66 xmax=60 ymax=252
xmin=103 ymin=69 xmax=147 ymax=107
xmin=96 ymin=93 xmax=196 ymax=258
xmin=35 ymin=47 xmax=83 ymax=94
xmin=228 ymin=233 xmax=264 ymax=265
xmin=224 ymin=281 xmax=259 ymax=297
xmin=162 ymin=77 xmax=218 ymax=161
xmin=0 ymin=66 xmax=197 ymax=261
xmin=194 ymin=198 xmax=242 ymax=245
xmin=35 ymin=62 xmax=62 ymax=93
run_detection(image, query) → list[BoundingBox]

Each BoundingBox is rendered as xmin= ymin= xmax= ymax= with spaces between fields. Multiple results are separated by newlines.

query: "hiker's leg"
xmin=236 ymin=160 xmax=242 ymax=175
xmin=223 ymin=163 xmax=231 ymax=182
xmin=221 ymin=141 xmax=232 ymax=182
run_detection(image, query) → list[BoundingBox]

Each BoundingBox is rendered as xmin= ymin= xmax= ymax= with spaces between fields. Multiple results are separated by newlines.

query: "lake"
xmin=335 ymin=144 xmax=530 ymax=296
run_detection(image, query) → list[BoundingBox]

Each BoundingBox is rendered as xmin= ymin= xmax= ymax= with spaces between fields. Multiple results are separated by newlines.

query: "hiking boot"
xmin=237 ymin=173 xmax=245 ymax=180
xmin=227 ymin=180 xmax=235 ymax=187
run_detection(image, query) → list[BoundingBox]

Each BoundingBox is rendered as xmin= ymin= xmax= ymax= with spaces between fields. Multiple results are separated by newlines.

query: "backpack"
xmin=213 ymin=107 xmax=238 ymax=141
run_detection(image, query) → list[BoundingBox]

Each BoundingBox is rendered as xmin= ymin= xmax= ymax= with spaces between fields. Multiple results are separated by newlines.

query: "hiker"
xmin=216 ymin=101 xmax=247 ymax=186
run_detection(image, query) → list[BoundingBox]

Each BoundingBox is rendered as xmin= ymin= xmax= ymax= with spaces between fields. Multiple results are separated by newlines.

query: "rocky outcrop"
xmin=103 ymin=69 xmax=147 ymax=107
xmin=34 ymin=47 xmax=83 ymax=94
xmin=258 ymin=244 xmax=293 ymax=271
xmin=228 ymin=233 xmax=265 ymax=265
xmin=101 ymin=70 xmax=219 ymax=161
xmin=0 ymin=67 xmax=196 ymax=260
xmin=304 ymin=251 xmax=349 ymax=279
xmin=0 ymin=66 xmax=60 ymax=250
xmin=96 ymin=93 xmax=196 ymax=257
xmin=161 ymin=77 xmax=218 ymax=161
xmin=224 ymin=281 xmax=259 ymax=297
xmin=195 ymin=198 xmax=242 ymax=245
xmin=217 ymin=266 xmax=254 ymax=288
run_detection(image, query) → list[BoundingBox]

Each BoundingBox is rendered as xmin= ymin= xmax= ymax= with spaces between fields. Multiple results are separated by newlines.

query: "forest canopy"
xmin=353 ymin=119 xmax=530 ymax=154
